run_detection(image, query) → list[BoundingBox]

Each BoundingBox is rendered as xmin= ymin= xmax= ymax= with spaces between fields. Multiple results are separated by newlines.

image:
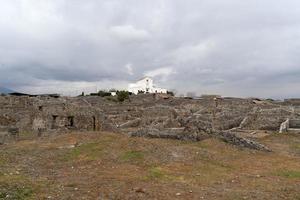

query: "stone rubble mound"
xmin=1 ymin=94 xmax=299 ymax=150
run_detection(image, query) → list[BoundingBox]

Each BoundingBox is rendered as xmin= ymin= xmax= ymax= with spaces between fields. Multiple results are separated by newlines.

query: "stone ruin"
xmin=86 ymin=94 xmax=299 ymax=151
xmin=279 ymin=118 xmax=300 ymax=133
xmin=0 ymin=95 xmax=115 ymax=144
xmin=1 ymin=93 xmax=299 ymax=151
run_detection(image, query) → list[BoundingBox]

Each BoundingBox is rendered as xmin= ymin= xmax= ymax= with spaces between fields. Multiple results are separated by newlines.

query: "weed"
xmin=62 ymin=142 xmax=104 ymax=161
xmin=276 ymin=170 xmax=300 ymax=179
xmin=105 ymin=96 xmax=118 ymax=102
xmin=0 ymin=184 xmax=34 ymax=200
xmin=148 ymin=167 xmax=165 ymax=179
xmin=121 ymin=151 xmax=144 ymax=162
xmin=0 ymin=157 xmax=6 ymax=166
xmin=19 ymin=131 xmax=34 ymax=138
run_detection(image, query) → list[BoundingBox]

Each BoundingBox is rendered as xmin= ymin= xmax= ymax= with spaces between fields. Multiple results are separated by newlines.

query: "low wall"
xmin=289 ymin=119 xmax=300 ymax=129
xmin=279 ymin=119 xmax=300 ymax=133
xmin=279 ymin=119 xmax=289 ymax=133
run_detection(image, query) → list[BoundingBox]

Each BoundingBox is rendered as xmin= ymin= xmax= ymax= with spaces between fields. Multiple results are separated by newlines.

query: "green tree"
xmin=167 ymin=91 xmax=175 ymax=96
xmin=98 ymin=90 xmax=111 ymax=97
xmin=117 ymin=90 xmax=129 ymax=102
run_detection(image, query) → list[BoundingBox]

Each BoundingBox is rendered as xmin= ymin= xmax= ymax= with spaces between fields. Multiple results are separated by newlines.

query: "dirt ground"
xmin=0 ymin=132 xmax=300 ymax=200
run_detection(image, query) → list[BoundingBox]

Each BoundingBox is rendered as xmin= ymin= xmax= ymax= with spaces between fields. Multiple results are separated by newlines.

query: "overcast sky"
xmin=0 ymin=0 xmax=300 ymax=98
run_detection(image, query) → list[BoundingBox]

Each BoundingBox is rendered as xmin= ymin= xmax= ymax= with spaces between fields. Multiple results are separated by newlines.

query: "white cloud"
xmin=1 ymin=0 xmax=300 ymax=98
xmin=125 ymin=63 xmax=134 ymax=75
xmin=109 ymin=25 xmax=151 ymax=43
xmin=144 ymin=67 xmax=176 ymax=78
xmin=168 ymin=40 xmax=216 ymax=64
xmin=18 ymin=79 xmax=129 ymax=96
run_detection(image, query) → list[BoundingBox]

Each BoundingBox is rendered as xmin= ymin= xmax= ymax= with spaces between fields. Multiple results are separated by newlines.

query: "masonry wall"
xmin=0 ymin=96 xmax=105 ymax=133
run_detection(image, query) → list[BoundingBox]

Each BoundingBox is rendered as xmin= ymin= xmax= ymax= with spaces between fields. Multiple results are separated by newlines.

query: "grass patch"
xmin=62 ymin=142 xmax=105 ymax=161
xmin=290 ymin=143 xmax=300 ymax=156
xmin=120 ymin=151 xmax=144 ymax=162
xmin=105 ymin=96 xmax=118 ymax=102
xmin=0 ymin=184 xmax=34 ymax=200
xmin=291 ymin=143 xmax=300 ymax=151
xmin=202 ymin=158 xmax=234 ymax=170
xmin=0 ymin=174 xmax=39 ymax=200
xmin=196 ymin=141 xmax=211 ymax=149
xmin=19 ymin=131 xmax=35 ymax=139
xmin=0 ymin=156 xmax=7 ymax=166
xmin=276 ymin=170 xmax=300 ymax=179
xmin=148 ymin=167 xmax=165 ymax=179
xmin=145 ymin=166 xmax=180 ymax=182
xmin=191 ymin=159 xmax=234 ymax=184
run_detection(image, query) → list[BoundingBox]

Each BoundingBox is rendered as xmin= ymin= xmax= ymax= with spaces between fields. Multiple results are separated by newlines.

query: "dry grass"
xmin=0 ymin=132 xmax=299 ymax=199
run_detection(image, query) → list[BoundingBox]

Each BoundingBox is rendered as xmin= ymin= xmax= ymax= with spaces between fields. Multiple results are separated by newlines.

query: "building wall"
xmin=0 ymin=96 xmax=107 ymax=134
xmin=128 ymin=77 xmax=167 ymax=94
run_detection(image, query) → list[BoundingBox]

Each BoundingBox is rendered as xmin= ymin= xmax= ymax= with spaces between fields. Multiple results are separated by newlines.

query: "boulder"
xmin=119 ymin=118 xmax=141 ymax=128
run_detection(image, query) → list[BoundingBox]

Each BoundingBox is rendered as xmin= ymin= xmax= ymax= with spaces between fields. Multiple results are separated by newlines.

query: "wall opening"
xmin=93 ymin=116 xmax=96 ymax=131
xmin=38 ymin=106 xmax=43 ymax=111
xmin=290 ymin=119 xmax=300 ymax=129
xmin=52 ymin=115 xmax=58 ymax=129
xmin=67 ymin=116 xmax=74 ymax=127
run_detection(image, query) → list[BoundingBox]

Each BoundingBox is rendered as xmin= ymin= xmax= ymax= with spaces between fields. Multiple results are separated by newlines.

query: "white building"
xmin=110 ymin=92 xmax=117 ymax=96
xmin=128 ymin=77 xmax=167 ymax=95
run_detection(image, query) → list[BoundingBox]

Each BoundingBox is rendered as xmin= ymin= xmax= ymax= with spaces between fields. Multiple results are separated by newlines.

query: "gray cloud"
xmin=0 ymin=0 xmax=300 ymax=98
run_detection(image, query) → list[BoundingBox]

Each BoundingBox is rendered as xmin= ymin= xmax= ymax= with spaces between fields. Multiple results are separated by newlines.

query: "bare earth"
xmin=0 ymin=132 xmax=300 ymax=200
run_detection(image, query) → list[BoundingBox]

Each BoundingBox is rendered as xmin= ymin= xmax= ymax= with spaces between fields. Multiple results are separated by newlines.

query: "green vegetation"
xmin=276 ymin=170 xmax=300 ymax=179
xmin=89 ymin=89 xmax=130 ymax=102
xmin=109 ymin=89 xmax=117 ymax=92
xmin=167 ymin=91 xmax=175 ymax=96
xmin=89 ymin=90 xmax=112 ymax=97
xmin=98 ymin=90 xmax=112 ymax=97
xmin=62 ymin=142 xmax=105 ymax=161
xmin=0 ymin=174 xmax=39 ymax=200
xmin=19 ymin=131 xmax=35 ymax=139
xmin=121 ymin=151 xmax=144 ymax=162
xmin=1 ymin=132 xmax=300 ymax=199
xmin=0 ymin=184 xmax=34 ymax=200
xmin=0 ymin=152 xmax=10 ymax=166
xmin=291 ymin=143 xmax=300 ymax=151
xmin=148 ymin=167 xmax=165 ymax=179
xmin=105 ymin=96 xmax=118 ymax=102
xmin=116 ymin=90 xmax=130 ymax=102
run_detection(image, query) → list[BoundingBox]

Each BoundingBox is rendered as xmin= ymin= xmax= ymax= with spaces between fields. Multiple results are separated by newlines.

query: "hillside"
xmin=0 ymin=131 xmax=299 ymax=199
xmin=0 ymin=87 xmax=15 ymax=94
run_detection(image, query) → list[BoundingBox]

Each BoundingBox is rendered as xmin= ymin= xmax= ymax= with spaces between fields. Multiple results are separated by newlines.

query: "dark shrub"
xmin=167 ymin=91 xmax=174 ymax=96
xmin=117 ymin=91 xmax=129 ymax=102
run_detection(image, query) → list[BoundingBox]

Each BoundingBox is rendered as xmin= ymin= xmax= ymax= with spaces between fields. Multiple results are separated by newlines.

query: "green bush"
xmin=98 ymin=90 xmax=111 ymax=97
xmin=117 ymin=91 xmax=129 ymax=102
xmin=105 ymin=96 xmax=118 ymax=102
xmin=167 ymin=91 xmax=175 ymax=96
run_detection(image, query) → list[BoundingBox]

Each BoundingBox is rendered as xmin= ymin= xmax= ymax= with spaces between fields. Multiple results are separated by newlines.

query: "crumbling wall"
xmin=279 ymin=119 xmax=289 ymax=133
xmin=1 ymin=94 xmax=298 ymax=150
xmin=240 ymin=107 xmax=295 ymax=130
xmin=0 ymin=96 xmax=112 ymax=135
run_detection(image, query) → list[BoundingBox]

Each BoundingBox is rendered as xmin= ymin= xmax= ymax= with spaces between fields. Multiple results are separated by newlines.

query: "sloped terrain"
xmin=0 ymin=132 xmax=299 ymax=200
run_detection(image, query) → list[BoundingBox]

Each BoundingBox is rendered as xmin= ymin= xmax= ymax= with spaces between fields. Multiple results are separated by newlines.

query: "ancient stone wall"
xmin=2 ymin=94 xmax=299 ymax=150
xmin=0 ymin=96 xmax=110 ymax=135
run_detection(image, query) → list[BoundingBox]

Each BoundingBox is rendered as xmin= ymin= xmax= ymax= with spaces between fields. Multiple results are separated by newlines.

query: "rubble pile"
xmin=1 ymin=94 xmax=299 ymax=150
xmin=0 ymin=95 xmax=114 ymax=139
xmin=89 ymin=94 xmax=297 ymax=151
